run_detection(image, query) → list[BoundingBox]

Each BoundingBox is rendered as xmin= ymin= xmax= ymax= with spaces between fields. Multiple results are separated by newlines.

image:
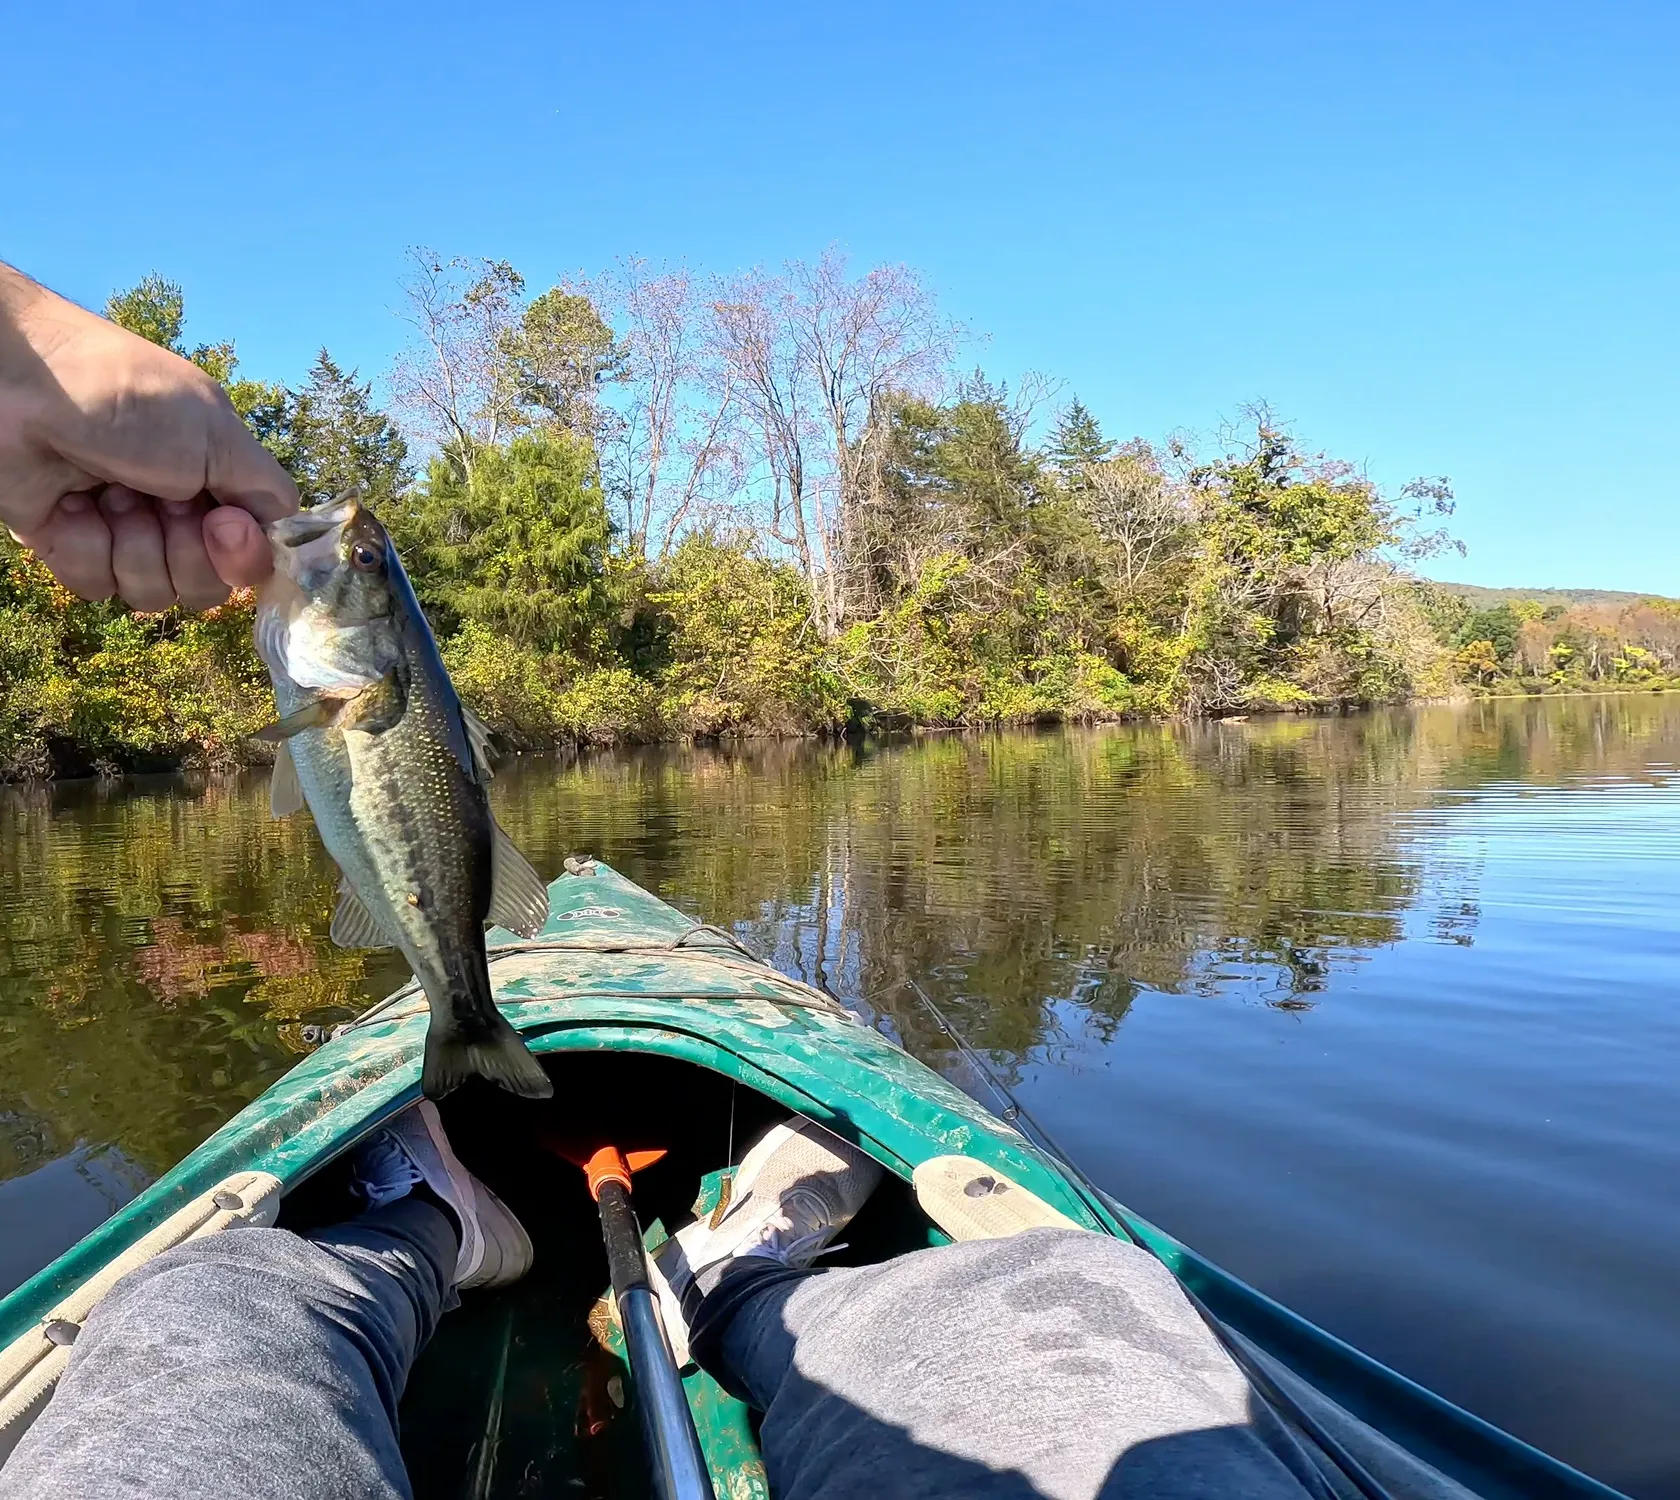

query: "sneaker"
xmin=650 ymin=1117 xmax=882 ymax=1357
xmin=349 ymin=1099 xmax=534 ymax=1290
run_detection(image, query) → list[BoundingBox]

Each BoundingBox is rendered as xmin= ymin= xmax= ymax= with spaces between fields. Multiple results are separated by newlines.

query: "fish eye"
xmin=350 ymin=541 xmax=382 ymax=572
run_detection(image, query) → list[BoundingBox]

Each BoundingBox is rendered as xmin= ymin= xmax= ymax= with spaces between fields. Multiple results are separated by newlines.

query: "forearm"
xmin=0 ymin=262 xmax=66 ymax=377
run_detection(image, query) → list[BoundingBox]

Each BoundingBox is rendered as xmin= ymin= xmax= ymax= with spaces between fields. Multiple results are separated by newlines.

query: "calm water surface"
xmin=5 ymin=697 xmax=1680 ymax=1495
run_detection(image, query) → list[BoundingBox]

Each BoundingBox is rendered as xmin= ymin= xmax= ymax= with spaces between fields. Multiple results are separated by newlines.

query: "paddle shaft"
xmin=595 ymin=1179 xmax=712 ymax=1500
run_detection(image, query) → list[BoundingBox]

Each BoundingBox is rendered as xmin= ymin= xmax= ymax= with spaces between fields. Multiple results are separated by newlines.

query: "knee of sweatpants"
xmin=969 ymin=1226 xmax=1196 ymax=1313
xmin=83 ymin=1227 xmax=341 ymax=1335
xmin=976 ymin=1225 xmax=1178 ymax=1283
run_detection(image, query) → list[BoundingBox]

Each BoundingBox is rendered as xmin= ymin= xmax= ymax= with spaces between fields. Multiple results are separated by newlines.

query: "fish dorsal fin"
xmin=269 ymin=742 xmax=305 ymax=819
xmin=330 ymin=882 xmax=395 ymax=949
xmin=488 ymin=822 xmax=550 ymax=938
xmin=462 ymin=704 xmax=497 ymax=780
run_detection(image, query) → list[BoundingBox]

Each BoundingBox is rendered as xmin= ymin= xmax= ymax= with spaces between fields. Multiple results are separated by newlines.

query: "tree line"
xmin=0 ymin=252 xmax=1659 ymax=779
xmin=1438 ymin=594 xmax=1680 ymax=691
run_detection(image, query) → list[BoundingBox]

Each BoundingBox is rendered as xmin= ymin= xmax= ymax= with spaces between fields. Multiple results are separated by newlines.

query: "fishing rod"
xmin=900 ymin=976 xmax=1405 ymax=1500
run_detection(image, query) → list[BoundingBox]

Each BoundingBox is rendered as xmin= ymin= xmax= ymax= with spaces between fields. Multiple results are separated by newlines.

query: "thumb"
xmin=203 ymin=505 xmax=274 ymax=589
xmin=204 ymin=402 xmax=300 ymax=524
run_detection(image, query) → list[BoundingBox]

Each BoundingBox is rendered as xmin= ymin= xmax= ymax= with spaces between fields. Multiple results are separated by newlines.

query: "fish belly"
xmin=286 ymin=725 xmax=406 ymax=946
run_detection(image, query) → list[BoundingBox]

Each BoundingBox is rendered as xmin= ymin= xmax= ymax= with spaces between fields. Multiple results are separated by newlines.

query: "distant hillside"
xmin=1434 ymin=582 xmax=1680 ymax=610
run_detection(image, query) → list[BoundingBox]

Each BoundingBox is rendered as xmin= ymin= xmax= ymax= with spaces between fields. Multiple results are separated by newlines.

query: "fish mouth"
xmin=268 ymin=495 xmax=360 ymax=549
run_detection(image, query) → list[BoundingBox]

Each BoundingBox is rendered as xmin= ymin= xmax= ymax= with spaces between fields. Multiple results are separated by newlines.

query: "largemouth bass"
xmin=254 ymin=496 xmax=552 ymax=1100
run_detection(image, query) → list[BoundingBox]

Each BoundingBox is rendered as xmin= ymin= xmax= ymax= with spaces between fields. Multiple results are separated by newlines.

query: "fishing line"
xmin=900 ymin=976 xmax=1403 ymax=1500
xmin=725 ymin=1080 xmax=737 ymax=1169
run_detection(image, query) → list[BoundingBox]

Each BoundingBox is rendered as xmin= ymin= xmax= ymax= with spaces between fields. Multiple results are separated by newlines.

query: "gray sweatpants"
xmin=0 ymin=1210 xmax=1326 ymax=1500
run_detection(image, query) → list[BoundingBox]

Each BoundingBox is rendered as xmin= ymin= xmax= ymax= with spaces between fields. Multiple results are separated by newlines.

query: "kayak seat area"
xmin=281 ymin=1051 xmax=937 ymax=1500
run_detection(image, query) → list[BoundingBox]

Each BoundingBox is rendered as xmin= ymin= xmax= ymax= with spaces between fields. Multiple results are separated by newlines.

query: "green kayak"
xmin=0 ymin=859 xmax=1627 ymax=1500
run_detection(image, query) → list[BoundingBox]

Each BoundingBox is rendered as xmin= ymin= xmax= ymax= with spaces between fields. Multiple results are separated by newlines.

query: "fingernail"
xmin=203 ymin=507 xmax=247 ymax=543
xmin=59 ymin=493 xmax=93 ymax=515
xmin=103 ymin=489 xmax=137 ymax=515
xmin=162 ymin=498 xmax=198 ymax=518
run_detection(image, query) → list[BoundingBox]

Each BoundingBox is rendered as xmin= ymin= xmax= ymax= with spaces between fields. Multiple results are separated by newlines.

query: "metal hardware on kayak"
xmin=545 ymin=1138 xmax=712 ymax=1500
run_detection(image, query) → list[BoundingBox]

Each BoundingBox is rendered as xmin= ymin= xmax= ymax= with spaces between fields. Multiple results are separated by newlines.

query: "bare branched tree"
xmin=707 ymin=271 xmax=831 ymax=624
xmin=591 ymin=260 xmax=740 ymax=560
xmin=1082 ymin=441 xmax=1191 ymax=592
xmin=390 ymin=251 xmax=629 ymax=487
xmin=388 ymin=251 xmax=528 ymax=475
xmin=706 ymin=251 xmax=957 ymax=637
xmin=787 ymin=253 xmax=954 ymax=605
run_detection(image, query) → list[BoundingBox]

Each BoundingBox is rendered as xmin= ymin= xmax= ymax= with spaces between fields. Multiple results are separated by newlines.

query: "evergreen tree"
xmin=282 ymin=352 xmax=411 ymax=509
xmin=1047 ymin=400 xmax=1114 ymax=490
xmin=937 ymin=381 xmax=1045 ymax=534
xmin=1454 ymin=604 xmax=1522 ymax=664
xmin=388 ymin=432 xmax=613 ymax=652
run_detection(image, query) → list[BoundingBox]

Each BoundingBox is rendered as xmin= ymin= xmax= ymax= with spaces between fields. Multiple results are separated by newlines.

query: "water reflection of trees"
xmin=501 ymin=694 xmax=1680 ymax=1083
xmin=4 ymin=693 xmax=1679 ymax=1187
xmin=0 ymin=778 xmax=410 ymax=1182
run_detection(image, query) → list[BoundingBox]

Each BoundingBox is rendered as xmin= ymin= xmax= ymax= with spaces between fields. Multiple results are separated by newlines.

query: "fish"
xmin=253 ymin=495 xmax=553 ymax=1101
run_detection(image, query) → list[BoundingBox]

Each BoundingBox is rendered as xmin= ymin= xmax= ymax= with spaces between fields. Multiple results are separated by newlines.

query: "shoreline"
xmin=12 ymin=688 xmax=1679 ymax=788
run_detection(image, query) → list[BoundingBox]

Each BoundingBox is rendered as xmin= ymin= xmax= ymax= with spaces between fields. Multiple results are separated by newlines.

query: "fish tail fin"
xmin=422 ymin=1004 xmax=553 ymax=1101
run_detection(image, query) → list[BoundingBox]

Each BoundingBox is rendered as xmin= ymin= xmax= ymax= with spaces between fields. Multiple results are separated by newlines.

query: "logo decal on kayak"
xmin=558 ymin=906 xmax=624 ymax=920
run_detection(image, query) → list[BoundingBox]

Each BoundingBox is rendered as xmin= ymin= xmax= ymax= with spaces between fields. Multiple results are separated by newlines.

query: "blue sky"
xmin=4 ymin=1 xmax=1675 ymax=590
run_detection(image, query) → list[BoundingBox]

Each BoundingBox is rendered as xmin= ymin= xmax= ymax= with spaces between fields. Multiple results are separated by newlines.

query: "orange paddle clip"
xmin=579 ymin=1144 xmax=668 ymax=1201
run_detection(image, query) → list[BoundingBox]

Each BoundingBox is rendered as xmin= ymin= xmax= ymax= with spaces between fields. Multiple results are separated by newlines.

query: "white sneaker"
xmin=350 ymin=1100 xmax=534 ymax=1289
xmin=650 ymin=1117 xmax=882 ymax=1358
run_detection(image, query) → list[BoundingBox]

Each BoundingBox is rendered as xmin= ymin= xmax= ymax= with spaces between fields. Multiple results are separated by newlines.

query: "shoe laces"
xmin=352 ymin=1132 xmax=422 ymax=1208
xmin=737 ymin=1186 xmax=848 ymax=1268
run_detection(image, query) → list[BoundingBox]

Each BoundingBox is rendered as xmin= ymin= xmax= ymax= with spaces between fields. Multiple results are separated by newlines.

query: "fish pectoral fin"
xmin=338 ymin=669 xmax=407 ymax=737
xmin=269 ymin=741 xmax=306 ymax=819
xmin=254 ymin=698 xmax=341 ymax=741
xmin=329 ymin=882 xmax=397 ymax=949
xmin=461 ymin=703 xmax=497 ymax=780
xmin=487 ymin=821 xmax=550 ymax=938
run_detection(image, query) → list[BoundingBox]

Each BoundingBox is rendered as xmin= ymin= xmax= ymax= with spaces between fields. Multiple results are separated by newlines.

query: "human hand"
xmin=0 ymin=264 xmax=298 ymax=610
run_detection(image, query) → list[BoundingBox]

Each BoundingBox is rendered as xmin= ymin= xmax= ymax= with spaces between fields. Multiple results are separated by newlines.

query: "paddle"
xmin=547 ymin=1138 xmax=712 ymax=1500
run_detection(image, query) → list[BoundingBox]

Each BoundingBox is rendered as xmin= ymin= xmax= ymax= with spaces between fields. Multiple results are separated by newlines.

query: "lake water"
xmin=5 ymin=697 xmax=1680 ymax=1495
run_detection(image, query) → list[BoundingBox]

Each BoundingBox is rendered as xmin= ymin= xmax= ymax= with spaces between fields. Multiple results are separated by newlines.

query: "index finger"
xmin=203 ymin=402 xmax=299 ymax=524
